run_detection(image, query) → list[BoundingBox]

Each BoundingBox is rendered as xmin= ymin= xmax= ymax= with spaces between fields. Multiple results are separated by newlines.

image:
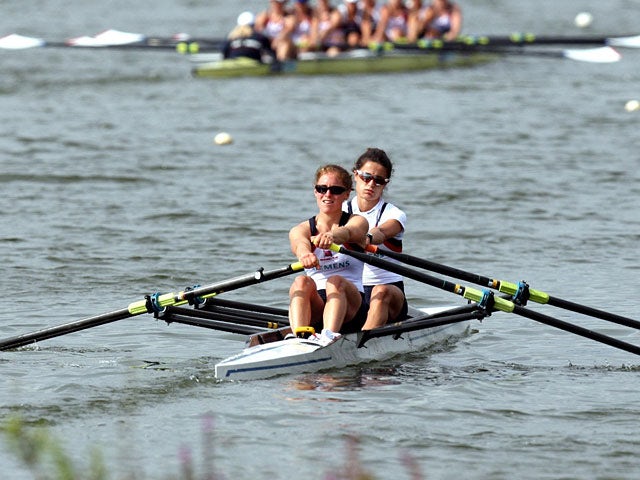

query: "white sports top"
xmin=345 ymin=197 xmax=406 ymax=286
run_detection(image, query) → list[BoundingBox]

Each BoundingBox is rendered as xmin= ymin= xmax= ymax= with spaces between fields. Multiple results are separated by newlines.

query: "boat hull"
xmin=214 ymin=307 xmax=470 ymax=380
xmin=192 ymin=50 xmax=497 ymax=78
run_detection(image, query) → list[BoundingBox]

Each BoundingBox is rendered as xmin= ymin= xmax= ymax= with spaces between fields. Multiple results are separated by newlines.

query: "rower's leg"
xmin=323 ymin=276 xmax=362 ymax=333
xmin=289 ymin=275 xmax=323 ymax=331
xmin=362 ymin=284 xmax=405 ymax=330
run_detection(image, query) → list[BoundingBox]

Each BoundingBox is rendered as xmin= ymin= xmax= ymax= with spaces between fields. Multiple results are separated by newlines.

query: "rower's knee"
xmin=369 ymin=284 xmax=394 ymax=304
xmin=289 ymin=275 xmax=316 ymax=298
xmin=325 ymin=275 xmax=349 ymax=291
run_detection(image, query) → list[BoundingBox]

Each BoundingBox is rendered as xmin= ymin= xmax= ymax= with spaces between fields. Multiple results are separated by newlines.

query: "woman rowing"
xmin=288 ymin=0 xmax=315 ymax=53
xmin=334 ymin=0 xmax=365 ymax=48
xmin=359 ymin=0 xmax=381 ymax=45
xmin=255 ymin=0 xmax=296 ymax=60
xmin=345 ymin=148 xmax=408 ymax=329
xmin=314 ymin=0 xmax=363 ymax=53
xmin=311 ymin=0 xmax=344 ymax=55
xmin=288 ymin=164 xmax=369 ymax=344
xmin=420 ymin=0 xmax=462 ymax=40
xmin=373 ymin=0 xmax=409 ymax=43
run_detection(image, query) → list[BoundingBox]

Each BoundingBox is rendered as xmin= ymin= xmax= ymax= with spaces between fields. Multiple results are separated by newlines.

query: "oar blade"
xmin=66 ymin=29 xmax=145 ymax=47
xmin=563 ymin=46 xmax=621 ymax=63
xmin=0 ymin=34 xmax=45 ymax=49
xmin=608 ymin=34 xmax=640 ymax=48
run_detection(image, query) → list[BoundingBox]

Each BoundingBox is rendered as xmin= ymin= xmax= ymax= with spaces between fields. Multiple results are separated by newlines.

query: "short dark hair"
xmin=353 ymin=147 xmax=393 ymax=178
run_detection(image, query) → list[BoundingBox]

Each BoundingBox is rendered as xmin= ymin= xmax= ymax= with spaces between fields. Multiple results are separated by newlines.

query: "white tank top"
xmin=306 ymin=245 xmax=364 ymax=292
xmin=345 ymin=197 xmax=406 ymax=286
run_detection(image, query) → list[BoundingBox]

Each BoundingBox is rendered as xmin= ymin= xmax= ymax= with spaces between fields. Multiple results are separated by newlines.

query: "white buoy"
xmin=624 ymin=100 xmax=640 ymax=112
xmin=574 ymin=12 xmax=593 ymax=28
xmin=214 ymin=132 xmax=233 ymax=145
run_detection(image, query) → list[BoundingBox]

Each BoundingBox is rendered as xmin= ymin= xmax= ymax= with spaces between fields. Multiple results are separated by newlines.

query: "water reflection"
xmin=286 ymin=365 xmax=402 ymax=393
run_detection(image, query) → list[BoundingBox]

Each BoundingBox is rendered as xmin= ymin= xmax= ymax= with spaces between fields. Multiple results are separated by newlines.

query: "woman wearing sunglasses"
xmin=288 ymin=164 xmax=369 ymax=344
xmin=345 ymin=147 xmax=408 ymax=329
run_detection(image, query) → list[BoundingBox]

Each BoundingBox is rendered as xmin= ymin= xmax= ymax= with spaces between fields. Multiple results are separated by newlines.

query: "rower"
xmin=287 ymin=0 xmax=315 ymax=55
xmin=310 ymin=0 xmax=344 ymax=55
xmin=373 ymin=0 xmax=410 ymax=43
xmin=255 ymin=0 xmax=296 ymax=60
xmin=419 ymin=0 xmax=462 ymax=40
xmin=344 ymin=148 xmax=408 ymax=330
xmin=222 ymin=11 xmax=276 ymax=63
xmin=288 ymin=164 xmax=369 ymax=344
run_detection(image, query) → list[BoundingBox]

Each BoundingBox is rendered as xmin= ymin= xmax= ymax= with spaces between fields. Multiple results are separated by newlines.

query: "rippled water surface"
xmin=1 ymin=1 xmax=640 ymax=478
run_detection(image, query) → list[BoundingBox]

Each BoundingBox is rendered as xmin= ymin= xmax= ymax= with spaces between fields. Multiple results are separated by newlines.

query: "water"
xmin=1 ymin=0 xmax=640 ymax=478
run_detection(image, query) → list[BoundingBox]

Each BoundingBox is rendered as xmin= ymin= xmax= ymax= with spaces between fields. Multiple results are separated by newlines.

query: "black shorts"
xmin=363 ymin=281 xmax=409 ymax=322
xmin=317 ymin=289 xmax=369 ymax=334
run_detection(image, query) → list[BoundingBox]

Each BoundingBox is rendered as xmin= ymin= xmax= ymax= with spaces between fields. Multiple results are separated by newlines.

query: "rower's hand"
xmin=312 ymin=232 xmax=334 ymax=250
xmin=299 ymin=251 xmax=320 ymax=269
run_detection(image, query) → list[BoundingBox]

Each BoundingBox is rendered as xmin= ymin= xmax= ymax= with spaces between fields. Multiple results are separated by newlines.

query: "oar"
xmin=0 ymin=262 xmax=302 ymax=351
xmin=363 ymin=245 xmax=640 ymax=330
xmin=454 ymin=33 xmax=640 ymax=49
xmin=386 ymin=41 xmax=621 ymax=63
xmin=0 ymin=31 xmax=224 ymax=53
xmin=155 ymin=306 xmax=278 ymax=336
xmin=202 ymin=297 xmax=288 ymax=317
xmin=357 ymin=304 xmax=485 ymax=347
xmin=332 ymin=244 xmax=640 ymax=357
xmin=160 ymin=304 xmax=289 ymax=330
xmin=386 ymin=33 xmax=640 ymax=51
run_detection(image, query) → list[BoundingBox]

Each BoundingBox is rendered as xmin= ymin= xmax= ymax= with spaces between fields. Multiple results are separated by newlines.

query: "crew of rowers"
xmin=222 ymin=0 xmax=462 ymax=62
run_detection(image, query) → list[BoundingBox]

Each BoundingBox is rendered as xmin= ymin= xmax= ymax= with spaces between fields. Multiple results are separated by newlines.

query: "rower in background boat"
xmin=334 ymin=0 xmax=366 ymax=49
xmin=419 ymin=0 xmax=462 ymax=40
xmin=221 ymin=12 xmax=276 ymax=63
xmin=255 ymin=0 xmax=295 ymax=59
xmin=406 ymin=0 xmax=426 ymax=41
xmin=373 ymin=0 xmax=410 ymax=43
xmin=345 ymin=148 xmax=408 ymax=330
xmin=359 ymin=0 xmax=381 ymax=45
xmin=287 ymin=0 xmax=315 ymax=54
xmin=310 ymin=0 xmax=344 ymax=55
xmin=288 ymin=165 xmax=369 ymax=344
xmin=311 ymin=0 xmax=364 ymax=55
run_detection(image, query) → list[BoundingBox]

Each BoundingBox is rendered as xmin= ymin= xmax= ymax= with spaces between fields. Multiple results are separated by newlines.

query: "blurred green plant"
xmin=3 ymin=415 xmax=422 ymax=480
xmin=3 ymin=415 xmax=107 ymax=480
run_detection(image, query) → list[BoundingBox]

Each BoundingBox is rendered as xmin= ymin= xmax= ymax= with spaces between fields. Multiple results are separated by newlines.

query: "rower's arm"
xmin=368 ymin=218 xmax=403 ymax=245
xmin=290 ymin=223 xmax=318 ymax=268
xmin=333 ymin=214 xmax=368 ymax=246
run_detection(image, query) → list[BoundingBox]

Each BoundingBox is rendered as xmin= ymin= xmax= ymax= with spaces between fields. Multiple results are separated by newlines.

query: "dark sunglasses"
xmin=355 ymin=169 xmax=389 ymax=186
xmin=314 ymin=184 xmax=348 ymax=195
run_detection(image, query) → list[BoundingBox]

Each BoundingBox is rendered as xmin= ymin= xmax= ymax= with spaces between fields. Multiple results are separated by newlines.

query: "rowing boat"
xmin=191 ymin=49 xmax=497 ymax=78
xmin=213 ymin=305 xmax=476 ymax=381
